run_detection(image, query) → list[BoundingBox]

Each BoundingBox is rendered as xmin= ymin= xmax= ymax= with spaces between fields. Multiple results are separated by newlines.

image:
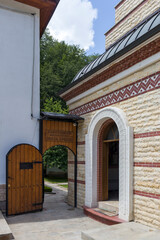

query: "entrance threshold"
xmin=98 ymin=201 xmax=119 ymax=216
xmin=83 ymin=206 xmax=125 ymax=226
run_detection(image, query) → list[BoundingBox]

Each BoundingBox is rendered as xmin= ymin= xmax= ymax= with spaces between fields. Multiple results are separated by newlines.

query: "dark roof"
xmin=15 ymin=0 xmax=60 ymax=36
xmin=60 ymin=9 xmax=160 ymax=95
xmin=40 ymin=112 xmax=84 ymax=121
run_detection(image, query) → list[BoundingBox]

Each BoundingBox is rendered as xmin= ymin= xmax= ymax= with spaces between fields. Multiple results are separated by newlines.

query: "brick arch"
xmin=85 ymin=107 xmax=133 ymax=221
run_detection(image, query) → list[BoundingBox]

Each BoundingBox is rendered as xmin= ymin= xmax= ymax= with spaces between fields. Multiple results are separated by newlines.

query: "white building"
xmin=0 ymin=0 xmax=59 ymax=211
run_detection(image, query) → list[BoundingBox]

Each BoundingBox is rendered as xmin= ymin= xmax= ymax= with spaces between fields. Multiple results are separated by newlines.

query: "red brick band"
xmin=134 ymin=131 xmax=160 ymax=138
xmin=70 ymin=72 xmax=160 ymax=116
xmin=68 ymin=179 xmax=85 ymax=184
xmin=68 ymin=161 xmax=85 ymax=165
xmin=115 ymin=0 xmax=127 ymax=9
xmin=77 ymin=141 xmax=85 ymax=145
xmin=134 ymin=162 xmax=160 ymax=167
xmin=134 ymin=190 xmax=160 ymax=199
xmin=64 ymin=38 xmax=160 ymax=102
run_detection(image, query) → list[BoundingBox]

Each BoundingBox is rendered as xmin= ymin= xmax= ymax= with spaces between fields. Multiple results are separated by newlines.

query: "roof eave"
xmin=15 ymin=0 xmax=60 ymax=36
xmin=59 ymin=23 xmax=160 ymax=97
xmin=40 ymin=112 xmax=84 ymax=122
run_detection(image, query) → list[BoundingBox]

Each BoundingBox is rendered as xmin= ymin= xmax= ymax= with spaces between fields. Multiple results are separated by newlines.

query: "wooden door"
xmin=102 ymin=143 xmax=109 ymax=200
xmin=6 ymin=144 xmax=43 ymax=216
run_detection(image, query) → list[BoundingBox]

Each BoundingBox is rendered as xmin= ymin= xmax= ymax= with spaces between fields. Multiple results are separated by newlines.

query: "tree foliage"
xmin=41 ymin=30 xmax=99 ymax=172
xmin=42 ymin=98 xmax=69 ymax=114
xmin=43 ymin=146 xmax=67 ymax=172
xmin=40 ymin=29 xmax=99 ymax=108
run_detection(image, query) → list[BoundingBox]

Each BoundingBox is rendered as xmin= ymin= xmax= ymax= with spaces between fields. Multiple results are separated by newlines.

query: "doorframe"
xmin=85 ymin=107 xmax=133 ymax=221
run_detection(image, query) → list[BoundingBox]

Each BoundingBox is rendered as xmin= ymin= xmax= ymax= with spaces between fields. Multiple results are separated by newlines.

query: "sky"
xmin=48 ymin=0 xmax=120 ymax=56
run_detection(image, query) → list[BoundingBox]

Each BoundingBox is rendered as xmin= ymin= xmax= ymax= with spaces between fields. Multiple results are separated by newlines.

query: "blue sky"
xmin=87 ymin=0 xmax=120 ymax=55
xmin=48 ymin=0 xmax=120 ymax=56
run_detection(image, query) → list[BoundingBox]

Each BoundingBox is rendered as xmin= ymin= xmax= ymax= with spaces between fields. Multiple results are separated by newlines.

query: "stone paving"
xmin=5 ymin=182 xmax=105 ymax=240
xmin=5 ymin=182 xmax=160 ymax=240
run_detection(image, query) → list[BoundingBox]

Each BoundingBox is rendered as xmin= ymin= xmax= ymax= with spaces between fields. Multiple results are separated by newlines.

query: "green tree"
xmin=42 ymin=98 xmax=69 ymax=114
xmin=43 ymin=146 xmax=67 ymax=172
xmin=41 ymin=30 xmax=99 ymax=173
xmin=40 ymin=29 xmax=99 ymax=108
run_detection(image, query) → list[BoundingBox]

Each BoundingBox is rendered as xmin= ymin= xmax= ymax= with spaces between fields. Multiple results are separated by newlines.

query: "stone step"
xmin=0 ymin=211 xmax=14 ymax=240
xmin=81 ymin=222 xmax=160 ymax=240
xmin=98 ymin=201 xmax=119 ymax=214
xmin=83 ymin=206 xmax=124 ymax=226
xmin=94 ymin=208 xmax=118 ymax=217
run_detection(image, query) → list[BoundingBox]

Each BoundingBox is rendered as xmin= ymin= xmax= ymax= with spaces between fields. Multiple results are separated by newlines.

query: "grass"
xmin=44 ymin=177 xmax=68 ymax=184
xmin=44 ymin=185 xmax=52 ymax=192
xmin=59 ymin=184 xmax=68 ymax=189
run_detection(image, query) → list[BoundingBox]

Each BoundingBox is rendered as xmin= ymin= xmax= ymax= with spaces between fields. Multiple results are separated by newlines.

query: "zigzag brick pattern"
xmin=70 ymin=72 xmax=160 ymax=116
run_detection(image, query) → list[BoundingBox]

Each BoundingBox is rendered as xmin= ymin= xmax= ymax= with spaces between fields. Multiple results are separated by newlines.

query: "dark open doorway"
xmin=108 ymin=141 xmax=119 ymax=201
xmin=102 ymin=122 xmax=119 ymax=201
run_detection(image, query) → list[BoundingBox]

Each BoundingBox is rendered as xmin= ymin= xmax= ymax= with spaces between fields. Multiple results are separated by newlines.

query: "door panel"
xmin=6 ymin=144 xmax=43 ymax=216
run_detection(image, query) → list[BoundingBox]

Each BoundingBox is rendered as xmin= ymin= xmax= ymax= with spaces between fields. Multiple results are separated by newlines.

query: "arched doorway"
xmin=85 ymin=107 xmax=133 ymax=221
xmin=43 ymin=145 xmax=75 ymax=208
xmin=99 ymin=121 xmax=119 ymax=202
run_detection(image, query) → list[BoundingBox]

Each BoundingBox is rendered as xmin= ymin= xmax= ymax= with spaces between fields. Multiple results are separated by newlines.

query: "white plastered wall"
xmin=0 ymin=0 xmax=40 ymax=185
xmin=85 ymin=107 xmax=133 ymax=221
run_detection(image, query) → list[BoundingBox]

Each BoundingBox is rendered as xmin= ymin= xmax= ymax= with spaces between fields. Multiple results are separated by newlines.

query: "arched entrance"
xmin=43 ymin=145 xmax=75 ymax=208
xmin=85 ymin=107 xmax=133 ymax=221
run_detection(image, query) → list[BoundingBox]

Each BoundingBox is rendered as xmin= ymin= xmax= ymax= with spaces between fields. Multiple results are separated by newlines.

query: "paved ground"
xmin=5 ymin=182 xmax=160 ymax=240
xmin=5 ymin=182 xmax=105 ymax=240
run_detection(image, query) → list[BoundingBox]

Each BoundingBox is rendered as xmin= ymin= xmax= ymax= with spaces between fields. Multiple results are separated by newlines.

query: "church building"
xmin=60 ymin=0 xmax=160 ymax=228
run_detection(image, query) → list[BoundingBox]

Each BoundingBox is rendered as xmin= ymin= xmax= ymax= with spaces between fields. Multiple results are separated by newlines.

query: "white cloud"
xmin=48 ymin=0 xmax=98 ymax=50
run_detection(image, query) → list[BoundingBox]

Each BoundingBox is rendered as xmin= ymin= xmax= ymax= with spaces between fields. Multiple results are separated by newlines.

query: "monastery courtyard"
xmin=5 ymin=183 xmax=160 ymax=240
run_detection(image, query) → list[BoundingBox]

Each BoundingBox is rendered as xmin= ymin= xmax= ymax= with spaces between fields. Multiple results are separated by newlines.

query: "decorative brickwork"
xmin=63 ymin=38 xmax=160 ymax=102
xmin=70 ymin=72 xmax=160 ymax=116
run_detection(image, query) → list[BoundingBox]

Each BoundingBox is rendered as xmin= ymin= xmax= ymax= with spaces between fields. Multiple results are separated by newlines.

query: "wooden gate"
xmin=6 ymin=144 xmax=43 ymax=216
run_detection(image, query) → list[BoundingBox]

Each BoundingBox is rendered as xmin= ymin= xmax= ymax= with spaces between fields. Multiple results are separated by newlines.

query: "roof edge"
xmin=59 ymin=9 xmax=160 ymax=96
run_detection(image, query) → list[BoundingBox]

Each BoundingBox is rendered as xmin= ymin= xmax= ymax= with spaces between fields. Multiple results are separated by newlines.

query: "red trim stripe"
xmin=134 ymin=131 xmax=160 ymax=138
xmin=68 ymin=179 xmax=85 ymax=184
xmin=115 ymin=0 xmax=126 ymax=9
xmin=134 ymin=190 xmax=160 ymax=199
xmin=68 ymin=161 xmax=85 ymax=165
xmin=134 ymin=162 xmax=160 ymax=167
xmin=77 ymin=141 xmax=85 ymax=145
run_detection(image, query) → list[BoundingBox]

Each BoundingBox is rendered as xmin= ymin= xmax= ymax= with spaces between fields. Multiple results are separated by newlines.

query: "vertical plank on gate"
xmin=7 ymin=150 xmax=12 ymax=215
xmin=11 ymin=148 xmax=16 ymax=215
xmin=32 ymin=146 xmax=36 ymax=211
xmin=20 ymin=144 xmax=25 ymax=213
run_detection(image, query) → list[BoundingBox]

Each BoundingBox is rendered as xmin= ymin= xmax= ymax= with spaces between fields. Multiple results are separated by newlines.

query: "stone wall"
xmin=68 ymin=150 xmax=75 ymax=206
xmin=115 ymin=0 xmax=144 ymax=23
xmin=67 ymin=56 xmax=160 ymax=228
xmin=105 ymin=0 xmax=159 ymax=49
xmin=0 ymin=184 xmax=6 ymax=212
